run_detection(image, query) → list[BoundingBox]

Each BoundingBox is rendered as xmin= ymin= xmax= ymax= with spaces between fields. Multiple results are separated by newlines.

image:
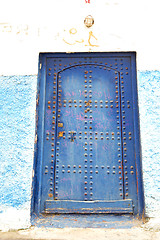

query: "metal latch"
xmin=58 ymin=131 xmax=64 ymax=138
xmin=58 ymin=123 xmax=63 ymax=127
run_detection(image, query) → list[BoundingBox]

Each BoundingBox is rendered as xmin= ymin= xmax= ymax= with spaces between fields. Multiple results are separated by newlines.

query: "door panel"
xmin=55 ymin=64 xmax=124 ymax=202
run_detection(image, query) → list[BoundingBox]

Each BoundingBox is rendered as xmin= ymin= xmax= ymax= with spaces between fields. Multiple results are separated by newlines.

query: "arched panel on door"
xmin=52 ymin=64 xmax=125 ymax=204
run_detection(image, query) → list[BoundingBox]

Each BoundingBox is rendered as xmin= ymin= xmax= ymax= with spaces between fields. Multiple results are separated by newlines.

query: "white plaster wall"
xmin=0 ymin=0 xmax=160 ymax=75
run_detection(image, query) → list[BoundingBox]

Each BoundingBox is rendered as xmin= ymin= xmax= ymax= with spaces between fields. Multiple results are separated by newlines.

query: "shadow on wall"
xmin=0 ymin=72 xmax=159 ymax=230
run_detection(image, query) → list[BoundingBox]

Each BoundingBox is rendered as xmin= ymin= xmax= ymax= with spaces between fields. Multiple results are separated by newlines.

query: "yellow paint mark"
xmin=75 ymin=39 xmax=84 ymax=43
xmin=63 ymin=38 xmax=76 ymax=45
xmin=63 ymin=28 xmax=98 ymax=47
xmin=69 ymin=28 xmax=77 ymax=35
xmin=86 ymin=31 xmax=99 ymax=47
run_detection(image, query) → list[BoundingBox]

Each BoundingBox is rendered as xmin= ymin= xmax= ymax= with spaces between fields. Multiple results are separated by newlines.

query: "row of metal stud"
xmin=46 ymin=67 xmax=57 ymax=198
xmin=113 ymin=63 xmax=125 ymax=198
xmin=120 ymin=59 xmax=130 ymax=197
xmin=63 ymin=100 xmax=122 ymax=103
xmin=83 ymin=69 xmax=92 ymax=200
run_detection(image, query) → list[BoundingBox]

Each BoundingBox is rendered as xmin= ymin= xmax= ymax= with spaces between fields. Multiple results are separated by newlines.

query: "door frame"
xmin=31 ymin=52 xmax=145 ymax=217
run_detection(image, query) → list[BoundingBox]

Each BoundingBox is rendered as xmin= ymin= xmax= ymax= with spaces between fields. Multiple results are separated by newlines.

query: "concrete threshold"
xmin=31 ymin=213 xmax=144 ymax=228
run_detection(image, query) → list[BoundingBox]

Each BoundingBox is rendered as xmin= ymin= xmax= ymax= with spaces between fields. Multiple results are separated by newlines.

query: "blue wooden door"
xmin=33 ymin=53 xmax=144 ymax=215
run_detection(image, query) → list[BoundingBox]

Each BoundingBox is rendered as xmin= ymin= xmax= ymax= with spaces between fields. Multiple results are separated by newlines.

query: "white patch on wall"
xmin=0 ymin=208 xmax=30 ymax=231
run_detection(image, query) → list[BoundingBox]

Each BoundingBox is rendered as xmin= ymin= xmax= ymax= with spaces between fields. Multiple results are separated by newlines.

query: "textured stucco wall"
xmin=0 ymin=76 xmax=36 ymax=230
xmin=0 ymin=72 xmax=159 ymax=230
xmin=137 ymin=71 xmax=160 ymax=217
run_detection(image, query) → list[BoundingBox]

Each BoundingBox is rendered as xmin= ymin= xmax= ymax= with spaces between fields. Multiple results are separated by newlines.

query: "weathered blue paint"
xmin=45 ymin=199 xmax=133 ymax=213
xmin=31 ymin=52 xmax=145 ymax=218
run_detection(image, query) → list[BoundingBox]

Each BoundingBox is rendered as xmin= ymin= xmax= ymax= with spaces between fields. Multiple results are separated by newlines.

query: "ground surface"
xmin=0 ymin=218 xmax=160 ymax=240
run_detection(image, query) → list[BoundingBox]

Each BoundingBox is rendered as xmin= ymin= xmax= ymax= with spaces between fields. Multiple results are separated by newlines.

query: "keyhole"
xmin=71 ymin=131 xmax=76 ymax=142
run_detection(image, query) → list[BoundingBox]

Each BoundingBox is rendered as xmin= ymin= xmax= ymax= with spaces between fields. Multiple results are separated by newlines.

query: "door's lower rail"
xmin=44 ymin=199 xmax=133 ymax=213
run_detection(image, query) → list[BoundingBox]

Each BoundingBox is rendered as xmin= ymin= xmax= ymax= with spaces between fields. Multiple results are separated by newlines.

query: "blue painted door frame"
xmin=31 ymin=52 xmax=145 ymax=217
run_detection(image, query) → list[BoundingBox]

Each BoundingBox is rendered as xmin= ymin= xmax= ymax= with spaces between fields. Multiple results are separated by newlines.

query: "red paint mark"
xmin=64 ymin=110 xmax=74 ymax=117
xmin=94 ymin=122 xmax=104 ymax=129
xmin=93 ymin=91 xmax=102 ymax=97
xmin=61 ymin=177 xmax=71 ymax=182
xmin=66 ymin=92 xmax=71 ymax=97
xmin=104 ymin=91 xmax=107 ymax=99
xmin=76 ymin=114 xmax=84 ymax=121
xmin=85 ymin=0 xmax=90 ymax=3
xmin=46 ymin=110 xmax=51 ymax=114
xmin=102 ymin=145 xmax=108 ymax=151
xmin=98 ymin=92 xmax=103 ymax=97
